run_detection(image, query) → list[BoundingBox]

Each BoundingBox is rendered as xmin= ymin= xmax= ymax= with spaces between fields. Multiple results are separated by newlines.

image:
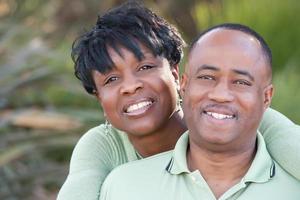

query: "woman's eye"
xmin=104 ymin=76 xmax=118 ymax=85
xmin=139 ymin=65 xmax=154 ymax=71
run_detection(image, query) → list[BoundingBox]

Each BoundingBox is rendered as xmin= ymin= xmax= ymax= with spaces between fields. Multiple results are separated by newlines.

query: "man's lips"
xmin=123 ymin=98 xmax=155 ymax=115
xmin=202 ymin=105 xmax=237 ymax=120
xmin=203 ymin=111 xmax=235 ymax=120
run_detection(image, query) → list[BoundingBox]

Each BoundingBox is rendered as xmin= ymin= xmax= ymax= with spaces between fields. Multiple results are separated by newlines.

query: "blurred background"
xmin=0 ymin=0 xmax=299 ymax=199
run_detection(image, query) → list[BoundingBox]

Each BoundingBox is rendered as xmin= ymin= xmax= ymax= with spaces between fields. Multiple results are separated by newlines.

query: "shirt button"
xmin=191 ymin=176 xmax=196 ymax=182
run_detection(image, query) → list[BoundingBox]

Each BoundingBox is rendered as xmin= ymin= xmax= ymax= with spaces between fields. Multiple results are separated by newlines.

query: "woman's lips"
xmin=123 ymin=99 xmax=155 ymax=116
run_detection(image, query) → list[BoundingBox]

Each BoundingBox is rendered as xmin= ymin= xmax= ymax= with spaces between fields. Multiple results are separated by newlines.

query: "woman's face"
xmin=92 ymin=44 xmax=179 ymax=137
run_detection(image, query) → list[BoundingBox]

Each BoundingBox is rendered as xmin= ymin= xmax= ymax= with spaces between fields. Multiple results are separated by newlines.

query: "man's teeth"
xmin=126 ymin=101 xmax=152 ymax=113
xmin=206 ymin=111 xmax=234 ymax=120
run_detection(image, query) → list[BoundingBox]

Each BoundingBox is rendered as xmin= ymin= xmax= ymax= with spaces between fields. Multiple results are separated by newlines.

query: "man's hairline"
xmin=186 ymin=27 xmax=272 ymax=77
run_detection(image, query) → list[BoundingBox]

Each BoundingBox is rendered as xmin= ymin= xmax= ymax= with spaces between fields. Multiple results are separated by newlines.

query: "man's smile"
xmin=203 ymin=111 xmax=235 ymax=120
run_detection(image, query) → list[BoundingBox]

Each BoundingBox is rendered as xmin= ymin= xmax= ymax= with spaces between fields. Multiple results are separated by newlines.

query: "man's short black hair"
xmin=190 ymin=23 xmax=272 ymax=68
xmin=72 ymin=1 xmax=185 ymax=94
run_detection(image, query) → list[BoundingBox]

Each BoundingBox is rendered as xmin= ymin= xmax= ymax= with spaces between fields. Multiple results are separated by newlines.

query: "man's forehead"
xmin=187 ymin=29 xmax=264 ymax=69
xmin=191 ymin=28 xmax=260 ymax=54
xmin=185 ymin=29 xmax=272 ymax=83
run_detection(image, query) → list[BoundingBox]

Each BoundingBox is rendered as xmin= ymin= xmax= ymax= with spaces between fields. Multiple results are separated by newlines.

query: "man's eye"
xmin=104 ymin=76 xmax=118 ymax=85
xmin=139 ymin=65 xmax=154 ymax=71
xmin=234 ymin=80 xmax=251 ymax=86
xmin=197 ymin=75 xmax=214 ymax=80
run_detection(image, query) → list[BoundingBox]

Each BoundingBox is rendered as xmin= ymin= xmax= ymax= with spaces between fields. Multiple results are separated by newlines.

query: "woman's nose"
xmin=120 ymin=74 xmax=143 ymax=95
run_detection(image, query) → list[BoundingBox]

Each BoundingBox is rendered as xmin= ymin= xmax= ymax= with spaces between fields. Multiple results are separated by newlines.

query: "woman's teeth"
xmin=126 ymin=101 xmax=152 ymax=113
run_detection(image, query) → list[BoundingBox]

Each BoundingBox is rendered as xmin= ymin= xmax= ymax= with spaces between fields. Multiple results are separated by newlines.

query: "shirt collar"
xmin=166 ymin=131 xmax=190 ymax=174
xmin=165 ymin=131 xmax=275 ymax=183
xmin=242 ymin=132 xmax=275 ymax=183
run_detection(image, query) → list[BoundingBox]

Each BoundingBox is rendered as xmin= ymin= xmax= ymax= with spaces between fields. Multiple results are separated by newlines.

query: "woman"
xmin=57 ymin=2 xmax=300 ymax=200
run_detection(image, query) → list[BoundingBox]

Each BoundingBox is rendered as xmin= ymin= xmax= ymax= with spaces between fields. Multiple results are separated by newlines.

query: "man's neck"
xmin=187 ymin=140 xmax=256 ymax=199
xmin=128 ymin=110 xmax=187 ymax=157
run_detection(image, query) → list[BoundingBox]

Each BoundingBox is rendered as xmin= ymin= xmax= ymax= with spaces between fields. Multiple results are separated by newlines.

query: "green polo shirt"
xmin=58 ymin=108 xmax=300 ymax=200
xmin=100 ymin=132 xmax=300 ymax=200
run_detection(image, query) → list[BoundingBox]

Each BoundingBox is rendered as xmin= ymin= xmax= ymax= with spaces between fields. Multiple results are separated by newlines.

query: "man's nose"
xmin=207 ymin=81 xmax=234 ymax=103
xmin=120 ymin=74 xmax=143 ymax=95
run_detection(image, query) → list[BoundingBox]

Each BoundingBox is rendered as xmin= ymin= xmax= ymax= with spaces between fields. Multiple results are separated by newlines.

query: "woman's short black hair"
xmin=72 ymin=1 xmax=186 ymax=94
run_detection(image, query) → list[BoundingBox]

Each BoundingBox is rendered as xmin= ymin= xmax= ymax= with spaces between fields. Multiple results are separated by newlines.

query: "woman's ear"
xmin=93 ymin=89 xmax=104 ymax=107
xmin=95 ymin=92 xmax=107 ymax=118
xmin=93 ymin=89 xmax=100 ymax=99
xmin=171 ymin=64 xmax=180 ymax=91
xmin=171 ymin=64 xmax=180 ymax=81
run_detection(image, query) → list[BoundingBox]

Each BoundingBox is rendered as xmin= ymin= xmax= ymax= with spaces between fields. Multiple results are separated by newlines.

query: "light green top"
xmin=57 ymin=108 xmax=300 ymax=200
xmin=100 ymin=132 xmax=300 ymax=200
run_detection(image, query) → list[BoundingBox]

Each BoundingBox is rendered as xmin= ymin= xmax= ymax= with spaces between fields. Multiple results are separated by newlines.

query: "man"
xmin=100 ymin=23 xmax=300 ymax=200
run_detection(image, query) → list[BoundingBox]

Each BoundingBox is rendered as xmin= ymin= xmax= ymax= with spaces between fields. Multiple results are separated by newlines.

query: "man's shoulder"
xmin=100 ymin=151 xmax=173 ymax=200
xmin=108 ymin=150 xmax=173 ymax=178
xmin=102 ymin=151 xmax=173 ymax=187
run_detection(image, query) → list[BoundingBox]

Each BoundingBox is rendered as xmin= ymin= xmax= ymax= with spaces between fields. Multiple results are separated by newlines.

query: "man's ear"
xmin=263 ymin=84 xmax=274 ymax=110
xmin=180 ymin=73 xmax=188 ymax=98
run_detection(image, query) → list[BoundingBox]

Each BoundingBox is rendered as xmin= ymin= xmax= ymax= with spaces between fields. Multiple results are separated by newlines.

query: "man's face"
xmin=181 ymin=29 xmax=273 ymax=151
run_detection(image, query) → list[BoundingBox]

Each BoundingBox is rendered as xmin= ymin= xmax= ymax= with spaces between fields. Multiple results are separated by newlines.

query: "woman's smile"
xmin=123 ymin=98 xmax=155 ymax=116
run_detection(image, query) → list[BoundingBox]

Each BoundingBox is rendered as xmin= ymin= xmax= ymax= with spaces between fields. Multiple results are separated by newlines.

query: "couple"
xmin=58 ymin=2 xmax=300 ymax=200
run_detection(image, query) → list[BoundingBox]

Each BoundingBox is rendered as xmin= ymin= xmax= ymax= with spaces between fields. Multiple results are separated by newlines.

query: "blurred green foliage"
xmin=0 ymin=0 xmax=299 ymax=199
xmin=195 ymin=0 xmax=300 ymax=72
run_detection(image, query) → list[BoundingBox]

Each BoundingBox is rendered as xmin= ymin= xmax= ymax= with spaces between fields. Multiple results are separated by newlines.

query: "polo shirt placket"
xmin=166 ymin=132 xmax=276 ymax=200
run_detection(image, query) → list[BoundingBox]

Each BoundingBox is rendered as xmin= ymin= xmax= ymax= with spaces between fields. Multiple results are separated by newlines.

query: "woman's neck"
xmin=128 ymin=109 xmax=187 ymax=157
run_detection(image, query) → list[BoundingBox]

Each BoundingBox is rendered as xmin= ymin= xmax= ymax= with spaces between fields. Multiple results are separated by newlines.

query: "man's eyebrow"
xmin=232 ymin=69 xmax=255 ymax=81
xmin=196 ymin=64 xmax=220 ymax=73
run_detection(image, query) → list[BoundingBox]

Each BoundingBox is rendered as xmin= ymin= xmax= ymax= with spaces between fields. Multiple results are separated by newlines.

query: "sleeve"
xmin=57 ymin=125 xmax=119 ymax=200
xmin=259 ymin=107 xmax=300 ymax=180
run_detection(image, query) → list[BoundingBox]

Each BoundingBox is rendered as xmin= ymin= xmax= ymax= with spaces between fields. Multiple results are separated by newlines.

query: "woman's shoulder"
xmin=70 ymin=123 xmax=138 ymax=167
xmin=74 ymin=124 xmax=127 ymax=152
xmin=81 ymin=123 xmax=128 ymax=141
xmin=58 ymin=124 xmax=132 ymax=200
